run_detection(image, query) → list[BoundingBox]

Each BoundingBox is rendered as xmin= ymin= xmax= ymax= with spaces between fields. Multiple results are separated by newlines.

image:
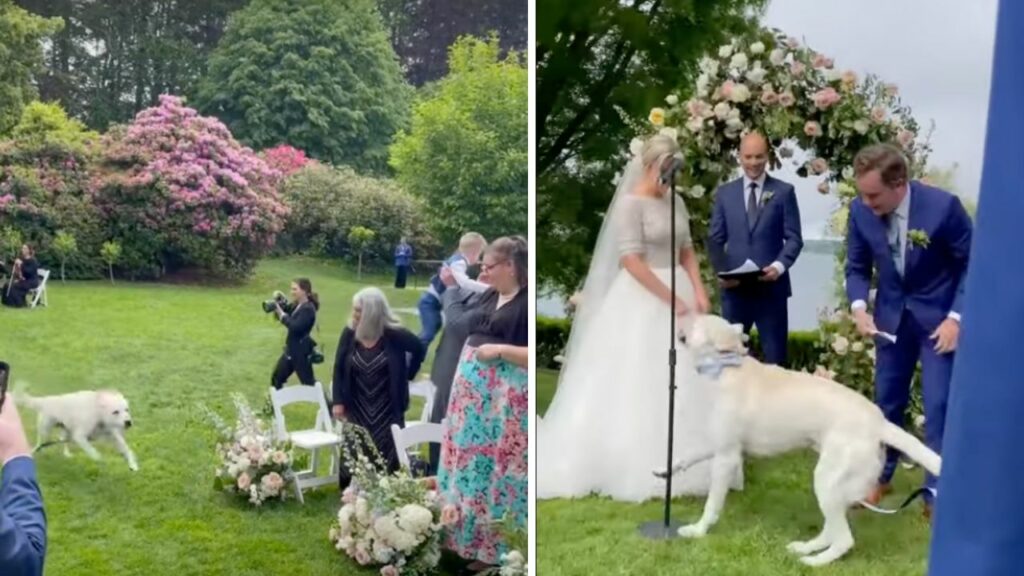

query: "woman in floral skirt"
xmin=438 ymin=236 xmax=528 ymax=572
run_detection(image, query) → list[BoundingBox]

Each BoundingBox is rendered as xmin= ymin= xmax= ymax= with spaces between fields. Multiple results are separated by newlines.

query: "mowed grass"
xmin=536 ymin=369 xmax=933 ymax=576
xmin=0 ymin=258 xmax=446 ymax=576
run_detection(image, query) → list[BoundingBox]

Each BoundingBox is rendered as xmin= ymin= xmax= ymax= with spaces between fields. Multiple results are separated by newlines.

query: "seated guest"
xmin=438 ymin=236 xmax=528 ymax=572
xmin=427 ymin=265 xmax=492 ymax=474
xmin=0 ymin=382 xmax=47 ymax=576
xmin=332 ymin=288 xmax=425 ymax=480
xmin=1 ymin=245 xmax=40 ymax=309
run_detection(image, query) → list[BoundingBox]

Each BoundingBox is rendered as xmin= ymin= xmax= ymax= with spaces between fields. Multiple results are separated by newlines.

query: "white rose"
xmin=699 ymin=57 xmax=719 ymax=77
xmin=718 ymin=44 xmax=733 ymax=58
xmin=685 ymin=117 xmax=704 ymax=133
xmin=745 ymin=64 xmax=767 ymax=85
xmin=852 ymin=119 xmax=870 ymax=135
xmin=728 ymin=83 xmax=751 ymax=103
xmin=629 ymin=138 xmax=644 ymax=157
xmin=355 ymin=498 xmax=370 ymax=523
xmin=725 ymin=109 xmax=744 ymax=131
xmin=729 ymin=52 xmax=749 ymax=72
xmin=666 ymin=94 xmax=679 ymax=106
xmin=769 ymin=49 xmax=786 ymax=67
xmin=504 ymin=551 xmax=526 ymax=568
xmin=688 ymin=185 xmax=706 ymax=199
xmin=659 ymin=127 xmax=679 ymax=141
xmin=750 ymin=41 xmax=765 ymax=55
xmin=852 ymin=341 xmax=865 ymax=353
xmin=824 ymin=68 xmax=842 ymax=82
xmin=713 ymin=102 xmax=731 ymax=120
xmin=831 ymin=335 xmax=850 ymax=356
xmin=842 ymin=166 xmax=854 ymax=180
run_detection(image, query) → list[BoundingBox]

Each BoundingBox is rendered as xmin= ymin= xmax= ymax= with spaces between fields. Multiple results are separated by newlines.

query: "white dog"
xmin=16 ymin=388 xmax=139 ymax=471
xmin=657 ymin=315 xmax=939 ymax=567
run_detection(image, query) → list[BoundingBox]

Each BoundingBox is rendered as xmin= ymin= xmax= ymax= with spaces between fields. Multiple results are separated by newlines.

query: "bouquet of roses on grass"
xmin=329 ymin=424 xmax=456 ymax=576
xmin=198 ymin=393 xmax=294 ymax=506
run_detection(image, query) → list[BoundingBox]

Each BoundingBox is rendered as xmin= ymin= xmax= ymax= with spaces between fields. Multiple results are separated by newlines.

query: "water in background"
xmin=537 ymin=248 xmax=838 ymax=331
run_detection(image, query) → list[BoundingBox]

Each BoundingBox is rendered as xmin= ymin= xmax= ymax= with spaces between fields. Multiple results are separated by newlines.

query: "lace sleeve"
xmin=615 ymin=197 xmax=645 ymax=258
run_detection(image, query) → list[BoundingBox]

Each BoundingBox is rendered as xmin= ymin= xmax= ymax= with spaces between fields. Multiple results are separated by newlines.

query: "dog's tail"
xmin=880 ymin=421 xmax=941 ymax=476
xmin=10 ymin=381 xmax=42 ymax=411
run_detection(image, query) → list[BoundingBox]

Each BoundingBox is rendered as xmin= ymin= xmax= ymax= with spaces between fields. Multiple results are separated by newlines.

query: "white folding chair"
xmin=29 ymin=269 xmax=49 ymax=309
xmin=390 ymin=421 xmax=445 ymax=470
xmin=409 ymin=380 xmax=436 ymax=423
xmin=268 ymin=382 xmax=342 ymax=503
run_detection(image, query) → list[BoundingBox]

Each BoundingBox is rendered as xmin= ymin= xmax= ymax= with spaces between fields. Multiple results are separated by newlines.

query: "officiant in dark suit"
xmin=846 ymin=143 xmax=972 ymax=519
xmin=708 ymin=132 xmax=804 ymax=365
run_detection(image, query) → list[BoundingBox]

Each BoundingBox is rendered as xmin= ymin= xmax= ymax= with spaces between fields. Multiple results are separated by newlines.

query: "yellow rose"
xmin=649 ymin=107 xmax=666 ymax=127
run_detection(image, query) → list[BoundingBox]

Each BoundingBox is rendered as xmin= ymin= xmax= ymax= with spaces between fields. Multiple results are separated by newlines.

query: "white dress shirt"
xmin=742 ymin=172 xmax=786 ymax=276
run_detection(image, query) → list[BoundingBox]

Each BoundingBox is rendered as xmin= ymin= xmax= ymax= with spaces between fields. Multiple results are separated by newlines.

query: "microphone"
xmin=659 ymin=153 xmax=684 ymax=187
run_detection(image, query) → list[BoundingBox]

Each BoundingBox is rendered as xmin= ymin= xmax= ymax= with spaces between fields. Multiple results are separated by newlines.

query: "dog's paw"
xmin=677 ymin=523 xmax=707 ymax=539
xmin=799 ymin=553 xmax=836 ymax=568
xmin=129 ymin=462 xmax=139 ymax=472
xmin=787 ymin=540 xmax=828 ymax=556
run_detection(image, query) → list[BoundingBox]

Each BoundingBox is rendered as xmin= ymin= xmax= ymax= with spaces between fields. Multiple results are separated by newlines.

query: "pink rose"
xmin=870 ymin=106 xmax=887 ymax=124
xmin=817 ymin=181 xmax=831 ymax=195
xmin=380 ymin=566 xmax=399 ymax=576
xmin=342 ymin=487 xmax=358 ymax=504
xmin=841 ymin=70 xmax=858 ymax=89
xmin=810 ymin=158 xmax=829 ymax=175
xmin=720 ymin=80 xmax=735 ymax=100
xmin=804 ymin=121 xmax=823 ymax=137
xmin=441 ymin=505 xmax=460 ymax=526
xmin=811 ymin=53 xmax=830 ymax=68
xmin=811 ymin=87 xmax=841 ymax=110
xmin=885 ymin=83 xmax=899 ymax=98
xmin=790 ymin=61 xmax=806 ymax=77
xmin=237 ymin=472 xmax=251 ymax=491
xmin=786 ymin=36 xmax=800 ymax=49
xmin=355 ymin=550 xmax=372 ymax=565
xmin=760 ymin=90 xmax=779 ymax=105
xmin=897 ymin=129 xmax=915 ymax=148
xmin=778 ymin=91 xmax=796 ymax=107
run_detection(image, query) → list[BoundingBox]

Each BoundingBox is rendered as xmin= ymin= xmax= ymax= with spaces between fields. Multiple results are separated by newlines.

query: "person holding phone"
xmin=0 ymin=362 xmax=48 ymax=576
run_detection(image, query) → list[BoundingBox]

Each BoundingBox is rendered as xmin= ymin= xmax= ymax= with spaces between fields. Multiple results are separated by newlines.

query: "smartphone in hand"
xmin=0 ymin=361 xmax=9 ymax=413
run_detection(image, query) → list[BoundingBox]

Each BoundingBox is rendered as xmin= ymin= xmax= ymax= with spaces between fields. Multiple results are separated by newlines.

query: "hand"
xmin=476 ymin=344 xmax=504 ymax=362
xmin=672 ymin=296 xmax=689 ymax=316
xmin=13 ymin=258 xmax=21 ymax=267
xmin=694 ymin=289 xmax=711 ymax=314
xmin=931 ymin=318 xmax=960 ymax=354
xmin=759 ymin=265 xmax=781 ymax=282
xmin=439 ymin=266 xmax=456 ymax=287
xmin=718 ymin=278 xmax=740 ymax=290
xmin=853 ymin=308 xmax=877 ymax=337
xmin=0 ymin=396 xmax=32 ymax=465
xmin=332 ymin=405 xmax=346 ymax=420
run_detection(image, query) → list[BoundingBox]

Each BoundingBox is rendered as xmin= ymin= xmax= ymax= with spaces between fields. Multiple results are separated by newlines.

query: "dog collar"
xmin=696 ymin=351 xmax=745 ymax=378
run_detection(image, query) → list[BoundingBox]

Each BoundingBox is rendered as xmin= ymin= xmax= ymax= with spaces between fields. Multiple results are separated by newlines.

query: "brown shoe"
xmin=923 ymin=502 xmax=933 ymax=522
xmin=863 ymin=483 xmax=893 ymax=506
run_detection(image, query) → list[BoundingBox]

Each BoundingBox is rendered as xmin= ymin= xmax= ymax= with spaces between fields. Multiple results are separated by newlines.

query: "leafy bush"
xmin=260 ymin=144 xmax=311 ymax=177
xmin=92 ymin=95 xmax=288 ymax=279
xmin=279 ymin=163 xmax=438 ymax=267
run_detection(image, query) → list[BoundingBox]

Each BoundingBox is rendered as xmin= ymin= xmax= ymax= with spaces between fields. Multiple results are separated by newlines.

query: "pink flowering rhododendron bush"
xmin=260 ymin=144 xmax=311 ymax=177
xmin=93 ymin=95 xmax=288 ymax=278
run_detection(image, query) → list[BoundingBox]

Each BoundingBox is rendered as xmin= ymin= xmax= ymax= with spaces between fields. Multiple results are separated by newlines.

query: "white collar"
xmin=742 ymin=172 xmax=767 ymax=190
xmin=894 ymin=183 xmax=911 ymax=220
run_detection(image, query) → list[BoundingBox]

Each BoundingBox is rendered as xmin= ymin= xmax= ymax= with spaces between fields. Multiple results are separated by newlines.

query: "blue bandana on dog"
xmin=695 ymin=351 xmax=745 ymax=378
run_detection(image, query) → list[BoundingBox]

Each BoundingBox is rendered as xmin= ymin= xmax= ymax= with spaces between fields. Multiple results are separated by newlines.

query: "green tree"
xmin=196 ymin=0 xmax=412 ymax=173
xmin=100 ymin=240 xmax=121 ymax=284
xmin=11 ymin=101 xmax=97 ymax=150
xmin=390 ymin=35 xmax=527 ymax=248
xmin=347 ymin=226 xmax=376 ymax=279
xmin=536 ymin=0 xmax=767 ymax=294
xmin=0 ymin=226 xmax=22 ymax=262
xmin=0 ymin=0 xmax=62 ymax=135
xmin=923 ymin=162 xmax=977 ymax=219
xmin=52 ymin=230 xmax=77 ymax=282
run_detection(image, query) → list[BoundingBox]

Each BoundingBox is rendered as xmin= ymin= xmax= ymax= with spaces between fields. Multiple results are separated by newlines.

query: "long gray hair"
xmin=351 ymin=287 xmax=401 ymax=342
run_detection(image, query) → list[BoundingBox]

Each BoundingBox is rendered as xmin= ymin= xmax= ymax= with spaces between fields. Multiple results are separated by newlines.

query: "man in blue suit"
xmin=0 ymin=392 xmax=46 ymax=576
xmin=709 ymin=132 xmax=804 ymax=365
xmin=845 ymin=143 xmax=972 ymax=519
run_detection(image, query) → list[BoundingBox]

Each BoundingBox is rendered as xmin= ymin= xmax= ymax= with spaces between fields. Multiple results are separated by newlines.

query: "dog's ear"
xmin=730 ymin=323 xmax=744 ymax=335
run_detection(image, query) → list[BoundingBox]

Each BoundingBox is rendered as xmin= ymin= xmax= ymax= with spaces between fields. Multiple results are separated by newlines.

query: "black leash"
xmin=859 ymin=487 xmax=935 ymax=515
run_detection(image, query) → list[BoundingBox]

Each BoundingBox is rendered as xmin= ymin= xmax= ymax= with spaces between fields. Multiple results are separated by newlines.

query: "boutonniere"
xmin=908 ymin=229 xmax=930 ymax=249
xmin=760 ymin=190 xmax=775 ymax=206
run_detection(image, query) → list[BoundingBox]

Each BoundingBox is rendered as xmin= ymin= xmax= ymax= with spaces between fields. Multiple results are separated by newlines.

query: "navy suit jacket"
xmin=0 ymin=456 xmax=46 ymax=576
xmin=708 ymin=174 xmax=804 ymax=298
xmin=845 ymin=181 xmax=972 ymax=334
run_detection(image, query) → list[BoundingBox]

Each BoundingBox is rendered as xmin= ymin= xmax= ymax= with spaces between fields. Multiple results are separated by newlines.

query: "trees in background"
xmin=0 ymin=0 xmax=62 ymax=135
xmin=391 ymin=36 xmax=527 ymax=249
xmin=536 ymin=0 xmax=768 ymax=294
xmin=196 ymin=0 xmax=412 ymax=173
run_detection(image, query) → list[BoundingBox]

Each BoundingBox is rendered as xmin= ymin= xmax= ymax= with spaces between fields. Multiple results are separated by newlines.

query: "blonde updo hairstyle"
xmin=640 ymin=134 xmax=681 ymax=171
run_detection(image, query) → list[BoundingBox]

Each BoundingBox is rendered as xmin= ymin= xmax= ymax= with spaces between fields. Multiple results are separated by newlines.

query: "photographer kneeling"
xmin=270 ymin=278 xmax=321 ymax=389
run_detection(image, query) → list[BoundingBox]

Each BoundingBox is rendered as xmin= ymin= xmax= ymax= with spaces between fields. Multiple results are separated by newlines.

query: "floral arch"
xmin=635 ymin=29 xmax=934 ymax=392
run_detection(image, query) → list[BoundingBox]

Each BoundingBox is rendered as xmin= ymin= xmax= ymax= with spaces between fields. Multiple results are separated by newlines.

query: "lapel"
xmin=902 ymin=182 xmax=924 ymax=280
xmin=862 ymin=206 xmax=897 ymax=275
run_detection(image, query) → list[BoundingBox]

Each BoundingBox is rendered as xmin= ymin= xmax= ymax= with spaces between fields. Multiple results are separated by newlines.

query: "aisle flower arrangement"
xmin=198 ymin=393 xmax=294 ymax=506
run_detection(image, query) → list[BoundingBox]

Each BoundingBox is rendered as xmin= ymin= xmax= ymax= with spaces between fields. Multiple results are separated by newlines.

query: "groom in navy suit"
xmin=709 ymin=132 xmax=803 ymax=365
xmin=845 ymin=144 xmax=972 ymax=519
xmin=0 ymin=389 xmax=47 ymax=576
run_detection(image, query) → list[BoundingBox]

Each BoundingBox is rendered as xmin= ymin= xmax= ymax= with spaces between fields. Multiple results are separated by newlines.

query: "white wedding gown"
xmin=538 ymin=192 xmax=742 ymax=502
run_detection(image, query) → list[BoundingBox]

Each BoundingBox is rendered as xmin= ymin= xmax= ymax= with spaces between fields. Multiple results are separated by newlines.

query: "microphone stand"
xmin=639 ymin=157 xmax=683 ymax=540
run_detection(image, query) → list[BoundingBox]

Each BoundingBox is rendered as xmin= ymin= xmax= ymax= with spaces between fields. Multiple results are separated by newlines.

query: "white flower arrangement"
xmin=198 ymin=394 xmax=294 ymax=506
xmin=330 ymin=425 xmax=452 ymax=576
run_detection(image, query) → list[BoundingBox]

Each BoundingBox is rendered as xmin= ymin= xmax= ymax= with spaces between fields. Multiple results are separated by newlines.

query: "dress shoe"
xmin=863 ymin=483 xmax=893 ymax=506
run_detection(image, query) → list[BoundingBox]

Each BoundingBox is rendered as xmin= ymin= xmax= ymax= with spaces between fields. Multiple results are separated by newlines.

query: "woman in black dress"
xmin=2 ymin=244 xmax=41 ymax=308
xmin=271 ymin=278 xmax=320 ymax=389
xmin=332 ymin=287 xmax=425 ymax=476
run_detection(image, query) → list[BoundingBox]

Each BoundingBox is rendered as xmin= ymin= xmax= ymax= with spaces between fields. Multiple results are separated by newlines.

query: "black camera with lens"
xmin=261 ymin=291 xmax=291 ymax=314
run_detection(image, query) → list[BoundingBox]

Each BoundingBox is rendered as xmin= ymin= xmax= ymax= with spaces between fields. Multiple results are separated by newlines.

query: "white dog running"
xmin=657 ymin=314 xmax=940 ymax=567
xmin=17 ymin=388 xmax=139 ymax=472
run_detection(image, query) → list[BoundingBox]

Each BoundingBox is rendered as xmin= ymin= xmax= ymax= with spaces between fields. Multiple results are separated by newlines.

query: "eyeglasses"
xmin=480 ymin=260 xmax=508 ymax=273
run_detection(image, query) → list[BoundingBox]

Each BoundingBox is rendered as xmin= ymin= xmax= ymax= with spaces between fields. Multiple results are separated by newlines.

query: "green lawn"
xmin=536 ymin=369 xmax=933 ymax=576
xmin=0 ymin=258 xmax=448 ymax=576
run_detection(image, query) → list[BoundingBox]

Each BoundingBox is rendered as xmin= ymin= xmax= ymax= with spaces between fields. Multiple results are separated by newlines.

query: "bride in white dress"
xmin=538 ymin=134 xmax=742 ymax=502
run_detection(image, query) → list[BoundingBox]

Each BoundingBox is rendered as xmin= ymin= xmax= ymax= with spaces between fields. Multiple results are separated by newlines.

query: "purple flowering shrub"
xmin=260 ymin=145 xmax=311 ymax=177
xmin=93 ymin=95 xmax=289 ymax=278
